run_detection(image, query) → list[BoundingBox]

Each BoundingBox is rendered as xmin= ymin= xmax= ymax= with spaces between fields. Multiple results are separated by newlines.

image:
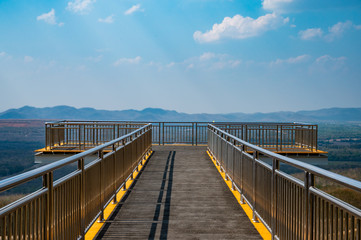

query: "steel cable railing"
xmin=207 ymin=124 xmax=361 ymax=240
xmin=0 ymin=124 xmax=152 ymax=240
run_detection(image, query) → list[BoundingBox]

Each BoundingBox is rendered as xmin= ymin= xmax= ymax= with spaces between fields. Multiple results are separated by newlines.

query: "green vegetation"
xmin=0 ymin=141 xmax=42 ymax=177
xmin=318 ymin=122 xmax=361 ymax=163
xmin=293 ymin=168 xmax=361 ymax=209
xmin=0 ymin=194 xmax=25 ymax=208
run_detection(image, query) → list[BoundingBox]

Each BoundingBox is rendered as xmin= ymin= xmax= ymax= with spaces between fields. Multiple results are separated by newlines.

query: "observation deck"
xmin=34 ymin=121 xmax=327 ymax=164
xmin=0 ymin=121 xmax=360 ymax=240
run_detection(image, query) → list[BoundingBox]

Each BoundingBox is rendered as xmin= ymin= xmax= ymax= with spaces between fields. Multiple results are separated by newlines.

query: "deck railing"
xmin=0 ymin=124 xmax=152 ymax=240
xmin=45 ymin=121 xmax=318 ymax=151
xmin=45 ymin=122 xmax=146 ymax=150
xmin=208 ymin=124 xmax=361 ymax=240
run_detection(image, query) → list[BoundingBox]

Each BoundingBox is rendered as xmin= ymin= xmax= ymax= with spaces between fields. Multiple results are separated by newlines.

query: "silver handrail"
xmin=0 ymin=123 xmax=153 ymax=239
xmin=208 ymin=124 xmax=361 ymax=240
xmin=0 ymin=124 xmax=151 ymax=192
xmin=208 ymin=124 xmax=361 ymax=193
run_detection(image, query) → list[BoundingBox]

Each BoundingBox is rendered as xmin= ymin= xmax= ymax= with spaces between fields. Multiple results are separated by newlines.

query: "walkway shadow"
xmin=148 ymin=151 xmax=175 ymax=240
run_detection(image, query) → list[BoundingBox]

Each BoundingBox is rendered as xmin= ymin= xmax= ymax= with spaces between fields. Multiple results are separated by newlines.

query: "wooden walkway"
xmin=95 ymin=146 xmax=261 ymax=239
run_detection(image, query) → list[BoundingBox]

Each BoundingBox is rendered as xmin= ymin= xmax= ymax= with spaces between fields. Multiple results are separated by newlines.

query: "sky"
xmin=0 ymin=0 xmax=361 ymax=114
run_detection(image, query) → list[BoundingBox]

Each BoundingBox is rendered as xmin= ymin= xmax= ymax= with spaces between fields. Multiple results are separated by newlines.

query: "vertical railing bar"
xmin=195 ymin=122 xmax=198 ymax=146
xmin=162 ymin=123 xmax=164 ymax=145
xmin=78 ymin=157 xmax=85 ymax=239
xmin=252 ymin=150 xmax=258 ymax=222
xmin=271 ymin=158 xmax=279 ymax=239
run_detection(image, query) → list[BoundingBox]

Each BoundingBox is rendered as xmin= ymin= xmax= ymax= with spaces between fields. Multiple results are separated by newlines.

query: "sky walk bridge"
xmin=0 ymin=122 xmax=361 ymax=239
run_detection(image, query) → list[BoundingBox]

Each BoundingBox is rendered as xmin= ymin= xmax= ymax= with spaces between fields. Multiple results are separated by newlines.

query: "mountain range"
xmin=1 ymin=106 xmax=361 ymax=122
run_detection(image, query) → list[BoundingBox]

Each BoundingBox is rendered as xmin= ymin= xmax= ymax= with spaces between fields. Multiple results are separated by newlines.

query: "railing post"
xmin=271 ymin=158 xmax=279 ymax=240
xmin=276 ymin=125 xmax=279 ymax=151
xmin=252 ymin=150 xmax=258 ymax=222
xmin=78 ymin=125 xmax=81 ymax=150
xmin=315 ymin=125 xmax=318 ymax=151
xmin=122 ymin=139 xmax=127 ymax=191
xmin=192 ymin=123 xmax=194 ymax=146
xmin=129 ymin=135 xmax=134 ymax=180
xmin=45 ymin=124 xmax=49 ymax=150
xmin=78 ymin=158 xmax=85 ymax=239
xmin=158 ymin=123 xmax=161 ymax=145
xmin=43 ymin=171 xmax=54 ymax=240
xmin=98 ymin=150 xmax=105 ymax=222
xmin=195 ymin=122 xmax=198 ymax=146
xmin=280 ymin=125 xmax=283 ymax=151
xmin=112 ymin=144 xmax=118 ymax=204
xmin=240 ymin=144 xmax=245 ymax=204
xmin=162 ymin=122 xmax=165 ymax=145
xmin=304 ymin=171 xmax=314 ymax=240
xmin=224 ymin=136 xmax=229 ymax=179
xmin=231 ymin=139 xmax=235 ymax=191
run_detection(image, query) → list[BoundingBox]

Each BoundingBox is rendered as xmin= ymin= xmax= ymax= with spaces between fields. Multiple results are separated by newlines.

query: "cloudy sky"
xmin=1 ymin=0 xmax=361 ymax=114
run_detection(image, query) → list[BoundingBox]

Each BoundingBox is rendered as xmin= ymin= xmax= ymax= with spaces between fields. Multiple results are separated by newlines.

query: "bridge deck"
xmin=94 ymin=146 xmax=261 ymax=239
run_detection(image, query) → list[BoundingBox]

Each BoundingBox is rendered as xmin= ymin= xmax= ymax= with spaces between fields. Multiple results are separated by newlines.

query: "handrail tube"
xmin=274 ymin=170 xmax=304 ymax=188
xmin=0 ymin=188 xmax=48 ymax=216
xmin=47 ymin=120 xmax=316 ymax=125
xmin=0 ymin=124 xmax=151 ymax=193
xmin=309 ymin=187 xmax=361 ymax=218
xmin=209 ymin=124 xmax=361 ymax=193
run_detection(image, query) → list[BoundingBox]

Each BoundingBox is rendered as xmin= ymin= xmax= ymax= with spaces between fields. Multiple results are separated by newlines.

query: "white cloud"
xmin=124 ymin=4 xmax=143 ymax=15
xmin=193 ymin=13 xmax=288 ymax=43
xmin=0 ymin=51 xmax=12 ymax=60
xmin=187 ymin=64 xmax=195 ymax=69
xmin=166 ymin=62 xmax=175 ymax=68
xmin=298 ymin=28 xmax=323 ymax=40
xmin=314 ymin=55 xmax=347 ymax=71
xmin=114 ymin=56 xmax=142 ymax=66
xmin=262 ymin=0 xmax=294 ymax=12
xmin=67 ymin=0 xmax=96 ymax=14
xmin=272 ymin=54 xmax=310 ymax=65
xmin=325 ymin=21 xmax=353 ymax=41
xmin=98 ymin=15 xmax=114 ymax=24
xmin=24 ymin=56 xmax=34 ymax=63
xmin=199 ymin=52 xmax=216 ymax=61
xmin=86 ymin=55 xmax=103 ymax=62
xmin=262 ymin=0 xmax=361 ymax=13
xmin=299 ymin=21 xmax=361 ymax=41
xmin=183 ymin=53 xmax=242 ymax=70
xmin=316 ymin=55 xmax=346 ymax=64
xmin=37 ymin=9 xmax=56 ymax=25
xmin=37 ymin=9 xmax=63 ymax=26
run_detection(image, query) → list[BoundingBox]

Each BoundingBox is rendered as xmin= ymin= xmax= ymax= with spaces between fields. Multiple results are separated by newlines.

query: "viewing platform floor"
xmin=94 ymin=146 xmax=262 ymax=239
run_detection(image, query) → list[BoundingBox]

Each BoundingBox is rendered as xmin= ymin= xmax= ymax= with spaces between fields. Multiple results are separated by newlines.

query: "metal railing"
xmin=0 ymin=124 xmax=152 ymax=240
xmin=216 ymin=123 xmax=317 ymax=151
xmin=45 ymin=122 xmax=146 ymax=150
xmin=208 ymin=124 xmax=361 ymax=240
xmin=45 ymin=121 xmax=318 ymax=151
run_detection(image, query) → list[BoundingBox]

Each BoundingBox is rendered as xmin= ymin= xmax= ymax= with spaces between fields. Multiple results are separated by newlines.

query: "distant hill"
xmin=1 ymin=106 xmax=361 ymax=122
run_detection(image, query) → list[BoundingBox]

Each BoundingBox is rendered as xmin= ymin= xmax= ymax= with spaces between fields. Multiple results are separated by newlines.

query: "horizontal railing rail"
xmin=45 ymin=121 xmax=318 ymax=151
xmin=207 ymin=124 xmax=361 ymax=240
xmin=0 ymin=124 xmax=152 ymax=240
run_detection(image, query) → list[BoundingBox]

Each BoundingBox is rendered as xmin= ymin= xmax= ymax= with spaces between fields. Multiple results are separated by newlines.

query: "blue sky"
xmin=1 ymin=0 xmax=361 ymax=114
